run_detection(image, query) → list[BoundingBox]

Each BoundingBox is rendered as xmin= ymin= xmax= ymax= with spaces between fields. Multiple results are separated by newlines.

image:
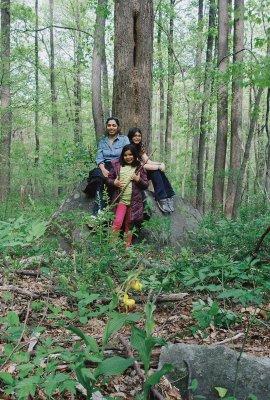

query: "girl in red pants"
xmin=107 ymin=144 xmax=148 ymax=247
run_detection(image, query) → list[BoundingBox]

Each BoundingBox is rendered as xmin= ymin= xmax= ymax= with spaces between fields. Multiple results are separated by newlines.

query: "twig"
xmin=118 ymin=334 xmax=165 ymax=400
xmin=0 ymin=285 xmax=56 ymax=299
xmin=251 ymin=224 xmax=270 ymax=260
xmin=216 ymin=332 xmax=244 ymax=345
xmin=0 ymin=299 xmax=32 ymax=371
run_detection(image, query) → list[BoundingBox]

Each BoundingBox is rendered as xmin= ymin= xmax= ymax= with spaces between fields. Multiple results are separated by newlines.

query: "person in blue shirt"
xmin=84 ymin=117 xmax=129 ymax=215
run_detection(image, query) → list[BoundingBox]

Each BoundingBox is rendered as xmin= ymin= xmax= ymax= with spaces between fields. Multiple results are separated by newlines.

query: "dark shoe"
xmin=167 ymin=197 xmax=174 ymax=212
xmin=157 ymin=198 xmax=171 ymax=213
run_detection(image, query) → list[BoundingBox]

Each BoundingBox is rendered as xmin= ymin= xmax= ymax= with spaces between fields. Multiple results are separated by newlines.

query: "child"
xmin=107 ymin=144 xmax=148 ymax=247
xmin=128 ymin=127 xmax=175 ymax=213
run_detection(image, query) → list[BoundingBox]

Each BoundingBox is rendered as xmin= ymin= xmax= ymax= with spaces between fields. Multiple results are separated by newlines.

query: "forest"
xmin=0 ymin=0 xmax=270 ymax=399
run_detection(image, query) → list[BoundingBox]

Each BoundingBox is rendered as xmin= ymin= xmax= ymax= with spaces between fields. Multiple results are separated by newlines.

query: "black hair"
xmin=127 ymin=127 xmax=144 ymax=154
xmin=106 ymin=116 xmax=120 ymax=127
xmin=119 ymin=144 xmax=140 ymax=167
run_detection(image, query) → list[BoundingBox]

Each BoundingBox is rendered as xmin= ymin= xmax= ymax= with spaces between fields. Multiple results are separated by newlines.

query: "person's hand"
xmin=100 ymin=166 xmax=109 ymax=178
xmin=159 ymin=162 xmax=165 ymax=172
xmin=114 ymin=178 xmax=124 ymax=188
xmin=132 ymin=172 xmax=140 ymax=182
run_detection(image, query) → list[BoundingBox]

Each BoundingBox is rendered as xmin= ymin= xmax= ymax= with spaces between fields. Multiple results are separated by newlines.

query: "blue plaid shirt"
xmin=95 ymin=134 xmax=130 ymax=165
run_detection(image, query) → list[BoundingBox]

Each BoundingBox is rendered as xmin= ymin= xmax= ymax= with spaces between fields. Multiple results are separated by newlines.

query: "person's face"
xmin=123 ymin=149 xmax=134 ymax=164
xmin=131 ymin=131 xmax=142 ymax=145
xmin=106 ymin=120 xmax=119 ymax=136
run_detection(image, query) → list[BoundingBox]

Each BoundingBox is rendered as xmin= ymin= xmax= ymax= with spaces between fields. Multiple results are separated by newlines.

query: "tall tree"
xmin=212 ymin=0 xmax=229 ymax=210
xmin=0 ymin=0 xmax=12 ymax=201
xmin=34 ymin=0 xmax=40 ymax=166
xmin=225 ymin=0 xmax=244 ymax=217
xmin=92 ymin=0 xmax=107 ymax=140
xmin=73 ymin=1 xmax=83 ymax=143
xmin=196 ymin=0 xmax=216 ymax=211
xmin=190 ymin=0 xmax=204 ymax=204
xmin=112 ymin=0 xmax=154 ymax=147
xmin=49 ymin=0 xmax=59 ymax=157
xmin=165 ymin=0 xmax=175 ymax=160
xmin=157 ymin=4 xmax=165 ymax=158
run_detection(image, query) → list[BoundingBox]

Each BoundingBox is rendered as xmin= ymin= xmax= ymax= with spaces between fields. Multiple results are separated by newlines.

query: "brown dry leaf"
xmin=158 ymin=376 xmax=182 ymax=399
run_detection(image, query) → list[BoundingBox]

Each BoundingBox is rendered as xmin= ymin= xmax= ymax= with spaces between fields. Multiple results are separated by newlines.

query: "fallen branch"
xmin=251 ymin=225 xmax=270 ymax=260
xmin=15 ymin=269 xmax=41 ymax=277
xmin=216 ymin=332 xmax=244 ymax=345
xmin=118 ymin=334 xmax=165 ymax=400
xmin=0 ymin=285 xmax=56 ymax=299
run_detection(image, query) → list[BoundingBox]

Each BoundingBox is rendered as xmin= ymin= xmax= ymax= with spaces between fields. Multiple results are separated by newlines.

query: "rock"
xmin=53 ymin=180 xmax=201 ymax=249
xmin=159 ymin=343 xmax=270 ymax=400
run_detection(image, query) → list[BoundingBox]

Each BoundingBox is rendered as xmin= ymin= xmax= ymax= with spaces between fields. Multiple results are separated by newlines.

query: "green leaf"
xmin=6 ymin=311 xmax=20 ymax=326
xmin=15 ymin=375 xmax=40 ymax=399
xmin=189 ymin=378 xmax=198 ymax=391
xmin=215 ymin=387 xmax=228 ymax=398
xmin=103 ymin=312 xmax=141 ymax=345
xmin=0 ymin=372 xmax=14 ymax=385
xmin=67 ymin=326 xmax=99 ymax=353
xmin=95 ymin=356 xmax=134 ymax=378
xmin=144 ymin=364 xmax=173 ymax=397
xmin=144 ymin=302 xmax=156 ymax=337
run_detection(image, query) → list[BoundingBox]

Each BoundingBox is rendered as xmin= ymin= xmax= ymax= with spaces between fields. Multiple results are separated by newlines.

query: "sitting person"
xmin=128 ymin=127 xmax=175 ymax=213
xmin=107 ymin=144 xmax=148 ymax=247
xmin=84 ymin=117 xmax=129 ymax=215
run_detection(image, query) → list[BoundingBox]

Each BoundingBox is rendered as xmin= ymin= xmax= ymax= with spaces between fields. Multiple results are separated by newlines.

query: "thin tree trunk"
xmin=92 ymin=0 xmax=107 ymax=141
xmin=225 ymin=0 xmax=244 ymax=217
xmin=49 ymin=0 xmax=59 ymax=193
xmin=264 ymin=87 xmax=270 ymax=195
xmin=157 ymin=5 xmax=165 ymax=158
xmin=112 ymin=0 xmax=154 ymax=147
xmin=196 ymin=0 xmax=216 ymax=212
xmin=232 ymin=88 xmax=264 ymax=216
xmin=73 ymin=1 xmax=82 ymax=143
xmin=212 ymin=0 xmax=229 ymax=211
xmin=165 ymin=0 xmax=175 ymax=161
xmin=101 ymin=39 xmax=110 ymax=119
xmin=0 ymin=0 xmax=12 ymax=201
xmin=190 ymin=0 xmax=204 ymax=204
xmin=34 ymin=0 xmax=40 ymax=166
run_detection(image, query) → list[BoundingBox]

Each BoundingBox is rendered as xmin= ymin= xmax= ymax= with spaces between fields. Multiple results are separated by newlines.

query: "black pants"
xmin=147 ymin=170 xmax=175 ymax=200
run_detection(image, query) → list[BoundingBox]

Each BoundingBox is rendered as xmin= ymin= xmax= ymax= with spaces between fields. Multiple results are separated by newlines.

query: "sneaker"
xmin=157 ymin=198 xmax=171 ymax=213
xmin=167 ymin=197 xmax=174 ymax=212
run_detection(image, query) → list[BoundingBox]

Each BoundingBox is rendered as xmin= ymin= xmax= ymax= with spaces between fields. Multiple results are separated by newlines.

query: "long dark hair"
xmin=127 ymin=127 xmax=145 ymax=155
xmin=105 ymin=117 xmax=121 ymax=135
xmin=119 ymin=144 xmax=140 ymax=167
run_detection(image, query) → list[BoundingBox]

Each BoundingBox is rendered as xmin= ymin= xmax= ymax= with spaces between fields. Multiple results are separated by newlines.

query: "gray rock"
xmin=159 ymin=343 xmax=270 ymax=400
xmin=53 ymin=180 xmax=201 ymax=249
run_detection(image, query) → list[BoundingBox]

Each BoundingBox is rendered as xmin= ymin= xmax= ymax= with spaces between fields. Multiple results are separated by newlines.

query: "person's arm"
xmin=141 ymin=152 xmax=165 ymax=171
xmin=132 ymin=167 xmax=148 ymax=189
xmin=95 ymin=139 xmax=110 ymax=177
xmin=107 ymin=166 xmax=117 ymax=186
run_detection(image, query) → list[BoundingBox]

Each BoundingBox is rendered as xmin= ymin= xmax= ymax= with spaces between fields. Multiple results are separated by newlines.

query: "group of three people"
xmin=85 ymin=117 xmax=175 ymax=246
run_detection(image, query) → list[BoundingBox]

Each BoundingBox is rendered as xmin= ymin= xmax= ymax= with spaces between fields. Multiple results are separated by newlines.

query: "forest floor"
xmin=1 ymin=263 xmax=269 ymax=400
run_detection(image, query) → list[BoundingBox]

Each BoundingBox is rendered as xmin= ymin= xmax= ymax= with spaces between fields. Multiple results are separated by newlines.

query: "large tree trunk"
xmin=0 ymin=0 xmax=12 ymax=202
xmin=189 ymin=0 xmax=204 ymax=204
xmin=73 ymin=1 xmax=82 ymax=143
xmin=212 ymin=0 xmax=229 ymax=211
xmin=232 ymin=88 xmax=263 ymax=216
xmin=165 ymin=0 xmax=175 ymax=161
xmin=92 ymin=0 xmax=107 ymax=141
xmin=49 ymin=0 xmax=58 ymax=157
xmin=112 ymin=0 xmax=154 ymax=147
xmin=157 ymin=5 xmax=165 ymax=158
xmin=225 ymin=0 xmax=244 ymax=217
xmin=196 ymin=0 xmax=216 ymax=212
xmin=34 ymin=0 xmax=40 ymax=166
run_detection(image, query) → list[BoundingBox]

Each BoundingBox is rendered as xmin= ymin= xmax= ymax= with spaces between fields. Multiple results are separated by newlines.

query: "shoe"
xmin=167 ymin=197 xmax=174 ymax=212
xmin=157 ymin=198 xmax=171 ymax=213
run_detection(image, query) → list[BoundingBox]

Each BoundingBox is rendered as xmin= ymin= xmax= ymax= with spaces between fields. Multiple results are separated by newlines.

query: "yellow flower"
xmin=122 ymin=293 xmax=136 ymax=309
xmin=129 ymin=279 xmax=143 ymax=292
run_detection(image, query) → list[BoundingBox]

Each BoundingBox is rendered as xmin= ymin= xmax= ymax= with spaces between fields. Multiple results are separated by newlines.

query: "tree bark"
xmin=112 ymin=0 xmax=154 ymax=147
xmin=92 ymin=0 xmax=107 ymax=141
xmin=264 ymin=87 xmax=270 ymax=195
xmin=212 ymin=0 xmax=229 ymax=211
xmin=73 ymin=1 xmax=83 ymax=143
xmin=196 ymin=0 xmax=216 ymax=212
xmin=165 ymin=0 xmax=175 ymax=161
xmin=225 ymin=0 xmax=244 ymax=217
xmin=232 ymin=88 xmax=263 ymax=216
xmin=0 ymin=0 xmax=12 ymax=201
xmin=157 ymin=5 xmax=165 ymax=158
xmin=190 ymin=0 xmax=204 ymax=204
xmin=34 ymin=0 xmax=40 ymax=166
